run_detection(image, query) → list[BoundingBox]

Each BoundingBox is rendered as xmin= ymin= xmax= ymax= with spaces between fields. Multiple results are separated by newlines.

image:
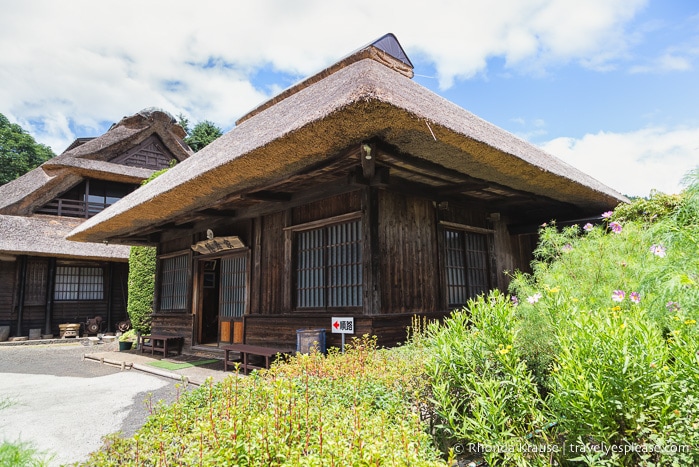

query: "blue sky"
xmin=1 ymin=0 xmax=698 ymax=197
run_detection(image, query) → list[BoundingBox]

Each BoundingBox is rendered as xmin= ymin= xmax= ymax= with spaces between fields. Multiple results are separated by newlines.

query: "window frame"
xmin=286 ymin=212 xmax=364 ymax=311
xmin=156 ymin=250 xmax=191 ymax=313
xmin=53 ymin=264 xmax=105 ymax=301
xmin=218 ymin=252 xmax=250 ymax=319
xmin=440 ymin=221 xmax=494 ymax=309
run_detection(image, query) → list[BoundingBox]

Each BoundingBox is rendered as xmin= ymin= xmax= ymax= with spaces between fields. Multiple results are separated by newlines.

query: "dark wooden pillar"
xmin=15 ymin=255 xmax=28 ymax=337
xmin=105 ymin=262 xmax=114 ymax=332
xmin=43 ymin=257 xmax=56 ymax=335
xmin=362 ymin=187 xmax=381 ymax=315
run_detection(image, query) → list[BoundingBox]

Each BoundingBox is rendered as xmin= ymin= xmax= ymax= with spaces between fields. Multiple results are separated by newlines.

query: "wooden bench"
xmin=222 ymin=344 xmax=293 ymax=374
xmin=139 ymin=334 xmax=185 ymax=357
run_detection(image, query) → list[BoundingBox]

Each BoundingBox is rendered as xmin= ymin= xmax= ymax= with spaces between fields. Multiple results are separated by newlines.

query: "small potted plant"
xmin=118 ymin=329 xmax=136 ymax=351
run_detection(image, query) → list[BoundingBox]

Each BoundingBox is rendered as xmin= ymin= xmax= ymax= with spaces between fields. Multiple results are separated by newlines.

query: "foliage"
xmin=0 ymin=441 xmax=51 ymax=467
xmin=0 ymin=397 xmax=52 ymax=466
xmin=118 ymin=329 xmax=137 ymax=342
xmin=0 ymin=113 xmax=55 ymax=185
xmin=427 ymin=292 xmax=553 ymax=466
xmin=506 ymin=175 xmax=699 ymax=465
xmin=427 ymin=169 xmax=699 ymax=466
xmin=126 ymin=246 xmax=156 ymax=334
xmin=82 ymin=335 xmax=449 ymax=466
xmin=177 ymin=114 xmax=222 ymax=152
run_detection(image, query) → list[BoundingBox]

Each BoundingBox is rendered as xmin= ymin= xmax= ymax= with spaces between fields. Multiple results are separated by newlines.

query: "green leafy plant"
xmin=118 ymin=329 xmax=137 ymax=343
xmin=126 ymin=246 xmax=156 ymax=334
xmin=427 ymin=292 xmax=553 ymax=466
xmin=82 ymin=334 xmax=448 ymax=466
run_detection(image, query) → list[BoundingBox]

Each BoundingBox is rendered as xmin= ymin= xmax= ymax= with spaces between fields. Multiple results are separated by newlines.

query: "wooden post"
xmin=362 ymin=187 xmax=381 ymax=315
xmin=15 ymin=255 xmax=28 ymax=337
xmin=43 ymin=257 xmax=56 ymax=335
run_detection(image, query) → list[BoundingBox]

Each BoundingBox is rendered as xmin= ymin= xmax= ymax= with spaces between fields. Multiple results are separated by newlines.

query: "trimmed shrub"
xmin=126 ymin=246 xmax=155 ymax=334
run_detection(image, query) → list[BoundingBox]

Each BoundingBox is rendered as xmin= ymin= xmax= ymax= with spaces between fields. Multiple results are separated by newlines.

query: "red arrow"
xmin=333 ymin=320 xmax=340 ymax=329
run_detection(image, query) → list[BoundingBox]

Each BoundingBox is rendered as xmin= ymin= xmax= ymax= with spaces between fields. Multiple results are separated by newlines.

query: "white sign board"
xmin=331 ymin=317 xmax=354 ymax=334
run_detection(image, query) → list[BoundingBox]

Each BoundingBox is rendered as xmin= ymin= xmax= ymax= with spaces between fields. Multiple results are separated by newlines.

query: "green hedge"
xmin=126 ymin=246 xmax=156 ymax=334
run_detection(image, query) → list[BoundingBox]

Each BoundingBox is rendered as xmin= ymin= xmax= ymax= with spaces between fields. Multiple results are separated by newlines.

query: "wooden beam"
xmin=360 ymin=143 xmax=375 ymax=180
xmin=242 ymin=190 xmax=292 ymax=202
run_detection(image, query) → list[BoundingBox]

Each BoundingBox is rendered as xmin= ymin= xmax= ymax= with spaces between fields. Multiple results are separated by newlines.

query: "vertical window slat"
xmin=296 ymin=219 xmax=362 ymax=309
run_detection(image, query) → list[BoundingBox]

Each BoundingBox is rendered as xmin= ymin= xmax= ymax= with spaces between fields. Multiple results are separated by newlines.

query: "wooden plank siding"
xmin=0 ymin=257 xmax=128 ymax=336
xmin=243 ymin=311 xmax=449 ymax=349
xmin=0 ymin=260 xmax=17 ymax=327
xmin=151 ymin=313 xmax=194 ymax=349
xmin=258 ymin=211 xmax=287 ymax=314
xmin=377 ymin=190 xmax=439 ymax=314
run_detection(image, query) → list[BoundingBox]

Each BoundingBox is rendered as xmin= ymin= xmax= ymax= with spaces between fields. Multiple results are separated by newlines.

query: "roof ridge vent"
xmin=236 ymin=33 xmax=413 ymax=125
xmin=365 ymin=33 xmax=413 ymax=69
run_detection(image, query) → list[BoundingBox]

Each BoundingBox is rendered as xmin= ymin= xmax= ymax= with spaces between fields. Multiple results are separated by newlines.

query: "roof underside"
xmin=69 ymin=58 xmax=627 ymax=246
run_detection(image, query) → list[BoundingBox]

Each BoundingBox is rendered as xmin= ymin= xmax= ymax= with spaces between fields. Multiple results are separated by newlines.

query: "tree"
xmin=177 ymin=114 xmax=223 ymax=152
xmin=0 ymin=113 xmax=55 ymax=185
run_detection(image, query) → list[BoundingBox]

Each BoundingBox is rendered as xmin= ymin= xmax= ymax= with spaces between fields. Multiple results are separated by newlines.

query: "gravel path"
xmin=0 ymin=341 xmax=194 ymax=466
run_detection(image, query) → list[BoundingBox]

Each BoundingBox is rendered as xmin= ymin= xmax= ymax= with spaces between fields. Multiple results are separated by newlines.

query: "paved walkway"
xmin=84 ymin=342 xmax=231 ymax=386
xmin=0 ymin=339 xmax=233 ymax=466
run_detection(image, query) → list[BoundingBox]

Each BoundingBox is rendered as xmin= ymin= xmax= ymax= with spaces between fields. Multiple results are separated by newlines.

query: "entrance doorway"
xmin=196 ymin=253 xmax=248 ymax=347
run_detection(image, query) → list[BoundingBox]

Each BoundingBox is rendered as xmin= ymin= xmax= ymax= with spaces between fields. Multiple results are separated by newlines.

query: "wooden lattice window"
xmin=444 ymin=229 xmax=490 ymax=307
xmin=219 ymin=254 xmax=247 ymax=318
xmin=296 ymin=219 xmax=363 ymax=309
xmin=54 ymin=266 xmax=104 ymax=301
xmin=25 ymin=259 xmax=48 ymax=306
xmin=160 ymin=254 xmax=188 ymax=311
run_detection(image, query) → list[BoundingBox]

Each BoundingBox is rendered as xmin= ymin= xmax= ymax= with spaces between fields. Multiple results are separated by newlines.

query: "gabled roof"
xmin=68 ymin=35 xmax=627 ymax=245
xmin=0 ymin=108 xmax=192 ymax=216
xmin=0 ymin=108 xmax=192 ymax=261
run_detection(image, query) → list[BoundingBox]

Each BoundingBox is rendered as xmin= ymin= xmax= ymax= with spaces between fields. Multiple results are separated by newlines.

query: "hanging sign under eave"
xmin=191 ymin=236 xmax=245 ymax=255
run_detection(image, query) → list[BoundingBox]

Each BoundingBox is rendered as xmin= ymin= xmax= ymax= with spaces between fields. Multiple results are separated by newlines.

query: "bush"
xmin=126 ymin=246 xmax=156 ymax=334
xmin=506 ymin=176 xmax=699 ymax=465
xmin=427 ymin=292 xmax=553 ymax=466
xmin=82 ymin=335 xmax=448 ymax=466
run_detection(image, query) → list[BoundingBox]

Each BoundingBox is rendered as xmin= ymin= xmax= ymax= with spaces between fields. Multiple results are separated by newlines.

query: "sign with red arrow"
xmin=331 ymin=317 xmax=354 ymax=334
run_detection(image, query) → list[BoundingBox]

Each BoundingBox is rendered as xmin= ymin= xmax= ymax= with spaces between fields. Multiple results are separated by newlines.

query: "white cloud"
xmin=540 ymin=127 xmax=699 ymax=197
xmin=0 ymin=0 xmax=648 ymax=153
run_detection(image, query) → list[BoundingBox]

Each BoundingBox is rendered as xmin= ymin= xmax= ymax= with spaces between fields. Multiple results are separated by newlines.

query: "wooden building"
xmin=68 ymin=35 xmax=627 ymax=351
xmin=0 ymin=109 xmax=191 ymax=339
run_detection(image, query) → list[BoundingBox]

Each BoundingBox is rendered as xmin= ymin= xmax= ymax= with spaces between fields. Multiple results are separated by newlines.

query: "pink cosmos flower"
xmin=612 ymin=290 xmax=626 ymax=302
xmin=602 ymin=211 xmax=613 ymax=219
xmin=609 ymin=222 xmax=622 ymax=234
xmin=583 ymin=223 xmax=594 ymax=231
xmin=527 ymin=293 xmax=542 ymax=304
xmin=629 ymin=292 xmax=641 ymax=303
xmin=650 ymin=244 xmax=666 ymax=257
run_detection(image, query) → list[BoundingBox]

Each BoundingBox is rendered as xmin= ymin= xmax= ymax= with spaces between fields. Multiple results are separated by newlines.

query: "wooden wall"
xmin=377 ymin=190 xmax=439 ymax=314
xmin=256 ymin=211 xmax=287 ymax=314
xmin=0 ymin=260 xmax=17 ymax=327
xmin=151 ymin=313 xmax=194 ymax=348
xmin=243 ymin=311 xmax=449 ymax=349
xmin=0 ymin=258 xmax=129 ymax=337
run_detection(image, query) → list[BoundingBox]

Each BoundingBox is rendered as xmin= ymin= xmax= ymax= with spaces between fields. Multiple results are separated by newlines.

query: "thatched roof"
xmin=0 ymin=108 xmax=191 ymax=261
xmin=0 ymin=215 xmax=130 ymax=261
xmin=0 ymin=108 xmax=191 ymax=216
xmin=69 ymin=37 xmax=627 ymax=245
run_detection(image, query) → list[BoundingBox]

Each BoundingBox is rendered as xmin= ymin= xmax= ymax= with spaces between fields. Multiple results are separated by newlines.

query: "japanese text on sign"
xmin=331 ymin=317 xmax=354 ymax=334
